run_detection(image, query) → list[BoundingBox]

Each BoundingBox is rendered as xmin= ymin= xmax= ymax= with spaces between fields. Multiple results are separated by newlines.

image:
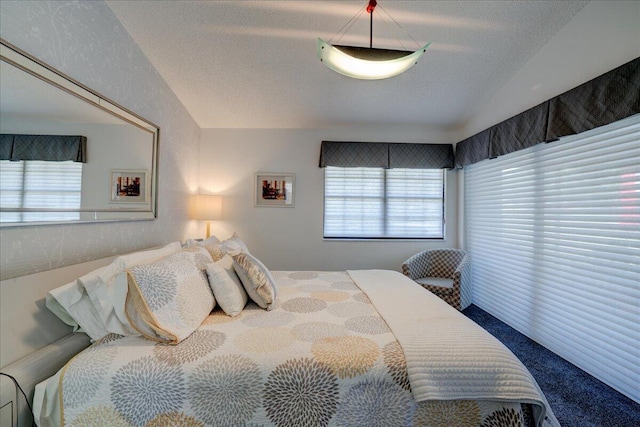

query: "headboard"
xmin=0 ymin=243 xmax=183 ymax=426
xmin=0 ymin=254 xmax=120 ymax=427
xmin=0 ymin=255 xmax=118 ymax=367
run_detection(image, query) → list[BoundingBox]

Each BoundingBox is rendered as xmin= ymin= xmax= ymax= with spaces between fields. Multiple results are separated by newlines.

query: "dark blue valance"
xmin=0 ymin=134 xmax=87 ymax=162
xmin=455 ymin=57 xmax=640 ymax=169
xmin=319 ymin=141 xmax=454 ymax=169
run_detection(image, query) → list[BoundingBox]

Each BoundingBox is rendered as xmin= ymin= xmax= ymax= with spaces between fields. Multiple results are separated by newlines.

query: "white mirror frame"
xmin=0 ymin=39 xmax=159 ymax=227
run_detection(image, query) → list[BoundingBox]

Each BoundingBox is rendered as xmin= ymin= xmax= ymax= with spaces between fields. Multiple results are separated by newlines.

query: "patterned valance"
xmin=547 ymin=58 xmax=640 ymax=139
xmin=0 ymin=134 xmax=87 ymax=163
xmin=319 ymin=142 xmax=389 ymax=168
xmin=490 ymin=101 xmax=549 ymax=158
xmin=455 ymin=57 xmax=640 ymax=168
xmin=454 ymin=129 xmax=490 ymax=167
xmin=319 ymin=141 xmax=454 ymax=169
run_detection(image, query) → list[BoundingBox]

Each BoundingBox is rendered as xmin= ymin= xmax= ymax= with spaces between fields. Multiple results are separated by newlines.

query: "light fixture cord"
xmin=328 ymin=3 xmax=367 ymax=45
xmin=367 ymin=0 xmax=377 ymax=48
xmin=377 ymin=3 xmax=423 ymax=50
xmin=328 ymin=1 xmax=422 ymax=50
xmin=370 ymin=6 xmax=373 ymax=48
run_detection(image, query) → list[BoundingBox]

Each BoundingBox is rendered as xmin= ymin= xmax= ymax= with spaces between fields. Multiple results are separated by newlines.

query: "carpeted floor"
xmin=462 ymin=305 xmax=639 ymax=427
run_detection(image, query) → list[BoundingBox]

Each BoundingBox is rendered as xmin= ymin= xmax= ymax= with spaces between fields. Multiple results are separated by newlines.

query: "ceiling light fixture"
xmin=317 ymin=0 xmax=430 ymax=80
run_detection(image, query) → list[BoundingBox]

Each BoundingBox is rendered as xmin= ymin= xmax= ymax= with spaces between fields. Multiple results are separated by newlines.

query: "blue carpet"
xmin=463 ymin=305 xmax=639 ymax=427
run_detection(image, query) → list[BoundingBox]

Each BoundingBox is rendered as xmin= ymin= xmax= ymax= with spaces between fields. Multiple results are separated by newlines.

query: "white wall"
xmin=0 ymin=0 xmax=201 ymax=280
xmin=199 ymin=126 xmax=459 ymax=272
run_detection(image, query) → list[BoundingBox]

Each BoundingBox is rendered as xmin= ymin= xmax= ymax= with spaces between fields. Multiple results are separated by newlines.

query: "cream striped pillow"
xmin=232 ymin=252 xmax=277 ymax=310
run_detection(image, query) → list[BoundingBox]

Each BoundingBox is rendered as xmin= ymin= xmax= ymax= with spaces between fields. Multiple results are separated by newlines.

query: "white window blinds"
xmin=0 ymin=160 xmax=82 ymax=222
xmin=324 ymin=167 xmax=444 ymax=239
xmin=464 ymin=114 xmax=640 ymax=403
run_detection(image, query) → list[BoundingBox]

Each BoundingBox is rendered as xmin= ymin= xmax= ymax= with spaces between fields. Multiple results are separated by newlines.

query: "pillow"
xmin=203 ymin=232 xmax=250 ymax=261
xmin=232 ymin=252 xmax=277 ymax=311
xmin=79 ymin=241 xmax=182 ymax=336
xmin=181 ymin=245 xmax=216 ymax=273
xmin=46 ymin=280 xmax=109 ymax=340
xmin=115 ymin=241 xmax=182 ymax=270
xmin=205 ymin=255 xmax=248 ymax=317
xmin=185 ymin=235 xmax=220 ymax=248
xmin=125 ymin=249 xmax=215 ymax=343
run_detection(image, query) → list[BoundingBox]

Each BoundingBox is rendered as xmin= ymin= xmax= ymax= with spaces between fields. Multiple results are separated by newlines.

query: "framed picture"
xmin=110 ymin=169 xmax=147 ymax=203
xmin=255 ymin=173 xmax=295 ymax=207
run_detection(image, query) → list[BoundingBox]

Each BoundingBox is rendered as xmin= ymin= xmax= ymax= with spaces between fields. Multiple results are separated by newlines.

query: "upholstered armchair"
xmin=402 ymin=249 xmax=471 ymax=311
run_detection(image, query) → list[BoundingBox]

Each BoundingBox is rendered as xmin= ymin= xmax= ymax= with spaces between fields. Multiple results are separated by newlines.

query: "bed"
xmin=32 ymin=236 xmax=559 ymax=427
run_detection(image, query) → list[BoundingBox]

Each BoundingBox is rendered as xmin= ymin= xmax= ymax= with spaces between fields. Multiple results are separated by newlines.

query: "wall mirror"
xmin=0 ymin=39 xmax=158 ymax=227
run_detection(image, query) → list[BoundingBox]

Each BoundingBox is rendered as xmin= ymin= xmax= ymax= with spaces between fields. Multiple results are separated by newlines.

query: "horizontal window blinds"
xmin=0 ymin=160 xmax=82 ymax=222
xmin=386 ymin=169 xmax=444 ymax=238
xmin=324 ymin=167 xmax=385 ymax=238
xmin=324 ymin=167 xmax=444 ymax=238
xmin=464 ymin=114 xmax=640 ymax=403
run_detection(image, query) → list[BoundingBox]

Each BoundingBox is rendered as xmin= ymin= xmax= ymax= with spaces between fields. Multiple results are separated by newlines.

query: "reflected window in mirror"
xmin=0 ymin=39 xmax=159 ymax=226
xmin=0 ymin=160 xmax=82 ymax=222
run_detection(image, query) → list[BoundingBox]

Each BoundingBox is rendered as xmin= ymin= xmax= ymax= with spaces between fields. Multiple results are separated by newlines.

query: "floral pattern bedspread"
xmin=60 ymin=271 xmax=533 ymax=427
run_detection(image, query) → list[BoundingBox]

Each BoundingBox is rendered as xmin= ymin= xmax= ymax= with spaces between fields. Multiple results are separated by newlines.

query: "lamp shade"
xmin=317 ymin=38 xmax=430 ymax=80
xmin=193 ymin=194 xmax=222 ymax=220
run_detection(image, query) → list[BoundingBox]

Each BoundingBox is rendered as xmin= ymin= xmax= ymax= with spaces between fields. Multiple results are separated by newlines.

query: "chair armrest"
xmin=454 ymin=254 xmax=470 ymax=276
xmin=401 ymin=251 xmax=431 ymax=280
xmin=453 ymin=254 xmax=471 ymax=288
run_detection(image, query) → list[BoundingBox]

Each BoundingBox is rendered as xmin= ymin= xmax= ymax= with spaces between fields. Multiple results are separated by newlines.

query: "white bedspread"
xmin=348 ymin=270 xmax=559 ymax=427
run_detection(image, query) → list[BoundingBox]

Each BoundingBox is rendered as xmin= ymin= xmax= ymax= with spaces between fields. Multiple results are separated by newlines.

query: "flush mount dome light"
xmin=317 ymin=0 xmax=430 ymax=80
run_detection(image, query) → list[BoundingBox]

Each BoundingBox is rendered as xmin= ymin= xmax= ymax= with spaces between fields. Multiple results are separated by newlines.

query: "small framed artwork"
xmin=255 ymin=173 xmax=295 ymax=207
xmin=110 ymin=169 xmax=147 ymax=203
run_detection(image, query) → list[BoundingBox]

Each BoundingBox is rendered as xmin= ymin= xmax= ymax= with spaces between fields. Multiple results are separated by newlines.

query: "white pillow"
xmin=79 ymin=264 xmax=134 ymax=336
xmin=205 ymin=255 xmax=248 ymax=317
xmin=232 ymin=252 xmax=277 ymax=311
xmin=79 ymin=241 xmax=182 ymax=336
xmin=46 ymin=280 xmax=109 ymax=340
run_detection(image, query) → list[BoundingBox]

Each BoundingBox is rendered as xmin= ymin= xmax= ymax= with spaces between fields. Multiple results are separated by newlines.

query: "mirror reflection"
xmin=0 ymin=40 xmax=158 ymax=226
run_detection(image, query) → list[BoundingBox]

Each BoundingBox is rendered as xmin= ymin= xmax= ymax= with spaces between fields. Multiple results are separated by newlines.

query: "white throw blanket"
xmin=348 ymin=270 xmax=559 ymax=427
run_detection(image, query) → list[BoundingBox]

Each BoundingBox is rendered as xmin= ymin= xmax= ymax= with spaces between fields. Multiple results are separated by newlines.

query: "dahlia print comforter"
xmin=56 ymin=271 xmax=556 ymax=427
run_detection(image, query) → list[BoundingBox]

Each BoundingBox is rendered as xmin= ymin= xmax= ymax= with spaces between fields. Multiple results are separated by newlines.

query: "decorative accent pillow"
xmin=232 ymin=252 xmax=277 ymax=310
xmin=181 ymin=245 xmax=216 ymax=274
xmin=205 ymin=255 xmax=248 ymax=317
xmin=203 ymin=232 xmax=250 ymax=261
xmin=125 ymin=249 xmax=215 ymax=344
xmin=79 ymin=242 xmax=183 ymax=337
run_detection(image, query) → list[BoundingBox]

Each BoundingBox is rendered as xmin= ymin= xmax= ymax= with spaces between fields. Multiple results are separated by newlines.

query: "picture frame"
xmin=110 ymin=169 xmax=147 ymax=203
xmin=255 ymin=173 xmax=295 ymax=207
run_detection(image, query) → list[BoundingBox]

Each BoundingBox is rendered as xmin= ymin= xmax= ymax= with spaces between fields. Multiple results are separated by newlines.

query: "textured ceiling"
xmin=106 ymin=1 xmax=588 ymax=129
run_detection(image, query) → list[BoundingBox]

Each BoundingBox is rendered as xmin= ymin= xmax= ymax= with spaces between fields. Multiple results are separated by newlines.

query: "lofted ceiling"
xmin=106 ymin=0 xmax=589 ymax=130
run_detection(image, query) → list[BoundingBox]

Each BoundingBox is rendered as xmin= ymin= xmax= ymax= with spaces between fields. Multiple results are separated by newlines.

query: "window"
xmin=0 ymin=160 xmax=82 ymax=222
xmin=465 ymin=114 xmax=639 ymax=402
xmin=324 ymin=166 xmax=444 ymax=239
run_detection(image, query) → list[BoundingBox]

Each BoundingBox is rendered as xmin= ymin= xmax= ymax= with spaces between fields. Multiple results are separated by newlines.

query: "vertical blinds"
xmin=464 ymin=114 xmax=640 ymax=403
xmin=324 ymin=167 xmax=444 ymax=239
xmin=0 ymin=160 xmax=82 ymax=222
